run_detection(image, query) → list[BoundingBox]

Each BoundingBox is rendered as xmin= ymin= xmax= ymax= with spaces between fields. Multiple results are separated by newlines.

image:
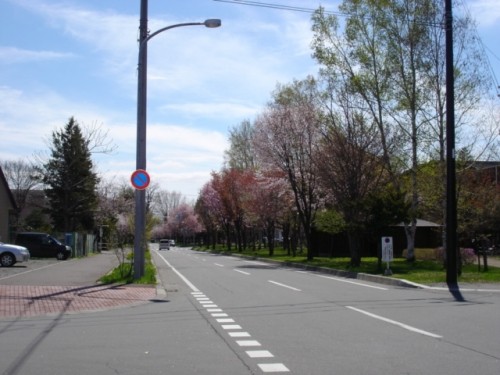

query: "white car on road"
xmin=0 ymin=242 xmax=30 ymax=267
xmin=159 ymin=239 xmax=170 ymax=250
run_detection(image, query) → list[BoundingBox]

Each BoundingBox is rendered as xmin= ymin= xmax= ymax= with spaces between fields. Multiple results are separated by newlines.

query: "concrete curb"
xmin=242 ymin=255 xmax=419 ymax=288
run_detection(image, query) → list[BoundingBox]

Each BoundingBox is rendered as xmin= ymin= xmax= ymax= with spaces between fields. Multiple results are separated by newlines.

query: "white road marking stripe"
xmin=211 ymin=313 xmax=228 ymax=317
xmin=268 ymin=280 xmax=301 ymax=291
xmin=234 ymin=269 xmax=251 ymax=275
xmin=222 ymin=324 xmax=242 ymax=330
xmin=346 ymin=306 xmax=443 ymax=338
xmin=246 ymin=350 xmax=273 ymax=358
xmin=258 ymin=363 xmax=290 ymax=372
xmin=237 ymin=340 xmax=261 ymax=347
xmin=199 ymin=300 xmax=214 ymax=304
xmin=229 ymin=332 xmax=251 ymax=337
xmin=216 ymin=318 xmax=235 ymax=323
xmin=214 ymin=263 xmax=224 ymax=267
xmin=158 ymin=251 xmax=292 ymax=372
xmin=156 ymin=251 xmax=199 ymax=292
xmin=317 ymin=275 xmax=388 ymax=290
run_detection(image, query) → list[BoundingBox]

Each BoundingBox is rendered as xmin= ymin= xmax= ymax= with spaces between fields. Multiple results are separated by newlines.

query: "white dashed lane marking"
xmin=259 ymin=363 xmax=291 ymax=372
xmin=229 ymin=332 xmax=251 ymax=337
xmin=191 ymin=291 xmax=290 ymax=373
xmin=155 ymin=254 xmax=291 ymax=373
xmin=268 ymin=280 xmax=301 ymax=291
xmin=234 ymin=269 xmax=251 ymax=275
xmin=247 ymin=350 xmax=274 ymax=358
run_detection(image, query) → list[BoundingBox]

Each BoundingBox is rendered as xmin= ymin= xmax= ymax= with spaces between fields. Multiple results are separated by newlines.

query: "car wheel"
xmin=1 ymin=253 xmax=15 ymax=267
xmin=56 ymin=251 xmax=66 ymax=260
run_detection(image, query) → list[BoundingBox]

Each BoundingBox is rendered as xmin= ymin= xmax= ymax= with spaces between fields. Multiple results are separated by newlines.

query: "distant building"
xmin=472 ymin=161 xmax=500 ymax=185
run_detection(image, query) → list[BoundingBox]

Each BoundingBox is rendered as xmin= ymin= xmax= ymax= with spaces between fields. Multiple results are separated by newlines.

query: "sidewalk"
xmin=0 ymin=251 xmax=158 ymax=319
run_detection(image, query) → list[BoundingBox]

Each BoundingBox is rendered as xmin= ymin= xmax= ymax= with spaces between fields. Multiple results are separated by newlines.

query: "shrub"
xmin=435 ymin=247 xmax=476 ymax=266
xmin=402 ymin=248 xmax=436 ymax=260
xmin=461 ymin=248 xmax=476 ymax=265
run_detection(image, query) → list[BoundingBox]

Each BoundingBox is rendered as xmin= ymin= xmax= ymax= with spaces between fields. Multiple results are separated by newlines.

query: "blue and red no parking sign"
xmin=130 ymin=169 xmax=150 ymax=190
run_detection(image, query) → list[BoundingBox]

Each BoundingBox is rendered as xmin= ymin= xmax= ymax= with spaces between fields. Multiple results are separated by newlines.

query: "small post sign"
xmin=381 ymin=236 xmax=393 ymax=276
xmin=131 ymin=169 xmax=150 ymax=190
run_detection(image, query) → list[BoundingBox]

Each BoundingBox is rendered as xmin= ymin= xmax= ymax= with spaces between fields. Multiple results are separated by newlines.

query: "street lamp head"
xmin=204 ymin=19 xmax=222 ymax=28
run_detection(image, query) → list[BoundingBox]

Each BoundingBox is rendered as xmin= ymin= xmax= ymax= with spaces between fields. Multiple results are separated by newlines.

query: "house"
xmin=472 ymin=161 xmax=500 ymax=184
xmin=0 ymin=165 xmax=17 ymax=242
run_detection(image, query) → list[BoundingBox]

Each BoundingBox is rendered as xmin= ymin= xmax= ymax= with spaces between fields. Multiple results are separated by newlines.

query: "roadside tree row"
xmin=194 ymin=0 xmax=500 ymax=266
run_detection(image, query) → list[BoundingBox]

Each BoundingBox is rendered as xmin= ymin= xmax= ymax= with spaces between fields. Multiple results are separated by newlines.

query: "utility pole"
xmin=445 ymin=0 xmax=458 ymax=285
xmin=134 ymin=0 xmax=148 ymax=279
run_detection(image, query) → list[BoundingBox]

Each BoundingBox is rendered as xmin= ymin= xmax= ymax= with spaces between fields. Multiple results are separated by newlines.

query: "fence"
xmin=64 ymin=233 xmax=97 ymax=258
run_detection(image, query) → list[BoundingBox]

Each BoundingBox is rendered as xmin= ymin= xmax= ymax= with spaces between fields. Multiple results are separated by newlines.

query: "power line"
xmin=216 ymin=0 xmax=499 ymax=97
xmin=214 ymin=0 xmax=442 ymax=28
xmin=456 ymin=0 xmax=500 ymax=97
xmin=213 ymin=0 xmax=340 ymax=15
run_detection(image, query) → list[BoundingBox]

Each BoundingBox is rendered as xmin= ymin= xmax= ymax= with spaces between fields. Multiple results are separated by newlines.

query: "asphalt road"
xmin=152 ymin=247 xmax=500 ymax=375
xmin=1 ymin=246 xmax=499 ymax=375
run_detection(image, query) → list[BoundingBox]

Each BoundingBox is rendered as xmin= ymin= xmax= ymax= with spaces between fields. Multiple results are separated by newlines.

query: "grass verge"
xmin=194 ymin=246 xmax=500 ymax=284
xmin=99 ymin=249 xmax=156 ymax=285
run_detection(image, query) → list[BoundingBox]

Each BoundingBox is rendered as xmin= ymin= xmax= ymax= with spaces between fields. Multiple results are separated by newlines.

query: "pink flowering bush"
xmin=460 ymin=248 xmax=476 ymax=265
xmin=435 ymin=247 xmax=476 ymax=266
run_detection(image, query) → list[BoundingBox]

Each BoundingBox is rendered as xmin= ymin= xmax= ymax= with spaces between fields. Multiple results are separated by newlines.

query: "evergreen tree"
xmin=43 ymin=117 xmax=99 ymax=232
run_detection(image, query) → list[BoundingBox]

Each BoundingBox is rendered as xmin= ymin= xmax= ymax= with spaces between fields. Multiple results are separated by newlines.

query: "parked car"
xmin=159 ymin=239 xmax=170 ymax=250
xmin=169 ymin=239 xmax=175 ymax=247
xmin=15 ymin=232 xmax=71 ymax=260
xmin=0 ymin=242 xmax=30 ymax=267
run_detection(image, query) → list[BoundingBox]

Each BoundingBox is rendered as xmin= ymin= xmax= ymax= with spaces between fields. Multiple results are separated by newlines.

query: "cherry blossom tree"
xmin=253 ymin=78 xmax=323 ymax=260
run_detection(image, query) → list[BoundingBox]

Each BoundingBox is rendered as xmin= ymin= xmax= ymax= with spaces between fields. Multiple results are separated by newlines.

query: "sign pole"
xmin=382 ymin=237 xmax=393 ymax=276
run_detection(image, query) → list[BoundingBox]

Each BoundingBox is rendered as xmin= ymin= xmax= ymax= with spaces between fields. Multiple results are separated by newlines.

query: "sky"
xmin=1 ymin=0 xmax=499 ymax=200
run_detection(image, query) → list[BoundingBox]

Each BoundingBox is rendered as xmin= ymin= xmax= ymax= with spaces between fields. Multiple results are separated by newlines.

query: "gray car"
xmin=0 ymin=242 xmax=30 ymax=267
xmin=159 ymin=239 xmax=170 ymax=250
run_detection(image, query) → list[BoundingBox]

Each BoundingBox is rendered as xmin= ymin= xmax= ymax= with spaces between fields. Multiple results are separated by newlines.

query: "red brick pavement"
xmin=0 ymin=284 xmax=157 ymax=318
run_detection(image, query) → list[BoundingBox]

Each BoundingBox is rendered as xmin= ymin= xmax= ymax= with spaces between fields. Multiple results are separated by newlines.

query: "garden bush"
xmin=434 ymin=247 xmax=476 ymax=266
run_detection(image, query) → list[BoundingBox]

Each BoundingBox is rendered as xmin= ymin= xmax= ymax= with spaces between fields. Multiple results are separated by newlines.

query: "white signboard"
xmin=381 ymin=237 xmax=393 ymax=262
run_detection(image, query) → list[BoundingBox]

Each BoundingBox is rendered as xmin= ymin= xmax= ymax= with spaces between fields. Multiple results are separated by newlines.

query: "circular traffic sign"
xmin=131 ymin=169 xmax=150 ymax=190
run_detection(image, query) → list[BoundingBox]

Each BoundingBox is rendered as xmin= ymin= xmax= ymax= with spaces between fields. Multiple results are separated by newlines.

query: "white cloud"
xmin=160 ymin=101 xmax=259 ymax=120
xmin=0 ymin=47 xmax=75 ymax=64
xmin=0 ymin=0 xmax=326 ymax=198
xmin=467 ymin=0 xmax=500 ymax=28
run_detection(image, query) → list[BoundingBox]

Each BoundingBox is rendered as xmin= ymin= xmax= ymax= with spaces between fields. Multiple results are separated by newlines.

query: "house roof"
xmin=395 ymin=219 xmax=441 ymax=227
xmin=0 ymin=165 xmax=17 ymax=210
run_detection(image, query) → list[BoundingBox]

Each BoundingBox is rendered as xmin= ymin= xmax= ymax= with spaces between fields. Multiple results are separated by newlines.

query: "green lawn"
xmin=99 ymin=249 xmax=156 ymax=285
xmin=194 ymin=246 xmax=500 ymax=284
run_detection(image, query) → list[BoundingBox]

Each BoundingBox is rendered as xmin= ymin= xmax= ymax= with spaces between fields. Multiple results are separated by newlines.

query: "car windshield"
xmin=49 ymin=236 xmax=62 ymax=245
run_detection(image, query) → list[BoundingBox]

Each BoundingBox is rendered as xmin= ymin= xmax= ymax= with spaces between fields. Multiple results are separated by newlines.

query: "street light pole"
xmin=133 ymin=0 xmax=221 ymax=279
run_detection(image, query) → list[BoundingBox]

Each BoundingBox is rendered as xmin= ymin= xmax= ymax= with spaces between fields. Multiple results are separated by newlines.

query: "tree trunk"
xmin=404 ymin=220 xmax=417 ymax=261
xmin=348 ymin=232 xmax=361 ymax=267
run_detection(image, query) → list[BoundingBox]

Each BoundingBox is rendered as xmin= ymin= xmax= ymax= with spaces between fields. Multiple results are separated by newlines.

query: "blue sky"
xmin=1 ymin=0 xmax=499 ymax=199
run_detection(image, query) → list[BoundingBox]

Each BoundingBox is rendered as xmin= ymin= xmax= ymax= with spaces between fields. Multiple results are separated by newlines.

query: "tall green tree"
xmin=311 ymin=0 xmax=496 ymax=260
xmin=43 ymin=117 xmax=99 ymax=232
xmin=224 ymin=120 xmax=256 ymax=171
